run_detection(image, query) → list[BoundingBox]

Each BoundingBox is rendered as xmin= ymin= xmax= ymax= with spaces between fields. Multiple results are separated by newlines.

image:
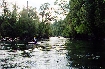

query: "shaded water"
xmin=0 ymin=37 xmax=105 ymax=69
xmin=66 ymin=40 xmax=105 ymax=69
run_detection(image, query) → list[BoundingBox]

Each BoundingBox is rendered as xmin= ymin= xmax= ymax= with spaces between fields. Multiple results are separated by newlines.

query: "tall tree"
xmin=17 ymin=7 xmax=40 ymax=40
xmin=54 ymin=0 xmax=69 ymax=16
xmin=65 ymin=0 xmax=105 ymax=39
xmin=0 ymin=0 xmax=9 ymax=38
xmin=1 ymin=3 xmax=18 ymax=38
xmin=38 ymin=3 xmax=53 ymax=38
xmin=39 ymin=3 xmax=55 ymax=23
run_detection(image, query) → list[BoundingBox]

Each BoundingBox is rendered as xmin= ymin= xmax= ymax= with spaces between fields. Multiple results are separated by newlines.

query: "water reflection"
xmin=0 ymin=37 xmax=70 ymax=69
xmin=66 ymin=40 xmax=105 ymax=69
xmin=1 ymin=37 xmax=105 ymax=69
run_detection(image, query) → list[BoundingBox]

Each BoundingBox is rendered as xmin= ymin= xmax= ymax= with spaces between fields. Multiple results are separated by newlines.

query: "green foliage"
xmin=38 ymin=3 xmax=53 ymax=38
xmin=1 ymin=0 xmax=105 ymax=40
xmin=39 ymin=3 xmax=55 ymax=23
xmin=51 ymin=20 xmax=63 ymax=36
xmin=0 ymin=3 xmax=52 ymax=40
xmin=63 ymin=0 xmax=105 ymax=39
xmin=52 ymin=0 xmax=105 ymax=40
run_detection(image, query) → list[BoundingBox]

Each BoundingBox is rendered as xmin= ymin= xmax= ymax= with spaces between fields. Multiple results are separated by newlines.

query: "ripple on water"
xmin=0 ymin=37 xmax=73 ymax=69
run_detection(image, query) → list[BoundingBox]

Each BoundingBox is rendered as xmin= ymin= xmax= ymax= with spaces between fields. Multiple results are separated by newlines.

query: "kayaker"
xmin=34 ymin=37 xmax=37 ymax=44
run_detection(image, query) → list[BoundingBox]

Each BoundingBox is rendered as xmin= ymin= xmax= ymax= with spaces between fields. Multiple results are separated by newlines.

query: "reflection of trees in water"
xmin=66 ymin=40 xmax=105 ymax=69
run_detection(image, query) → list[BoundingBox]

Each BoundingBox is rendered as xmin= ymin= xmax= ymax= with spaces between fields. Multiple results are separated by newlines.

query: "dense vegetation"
xmin=0 ymin=0 xmax=105 ymax=40
xmin=52 ymin=0 xmax=105 ymax=40
xmin=0 ymin=2 xmax=52 ymax=40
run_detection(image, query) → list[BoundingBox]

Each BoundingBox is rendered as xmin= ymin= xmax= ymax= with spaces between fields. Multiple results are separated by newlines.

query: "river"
xmin=0 ymin=37 xmax=105 ymax=69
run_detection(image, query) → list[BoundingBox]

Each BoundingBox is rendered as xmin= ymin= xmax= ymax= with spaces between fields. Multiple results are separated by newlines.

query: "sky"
xmin=0 ymin=0 xmax=56 ymax=17
xmin=6 ymin=0 xmax=60 ymax=16
xmin=0 ymin=0 xmax=69 ymax=21
xmin=7 ymin=0 xmax=56 ymax=11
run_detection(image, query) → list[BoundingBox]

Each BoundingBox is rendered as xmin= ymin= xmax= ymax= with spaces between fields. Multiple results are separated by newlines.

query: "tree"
xmin=16 ymin=7 xmax=40 ymax=40
xmin=39 ymin=3 xmax=55 ymax=23
xmin=0 ymin=16 xmax=3 ymax=38
xmin=1 ymin=3 xmax=18 ymax=38
xmin=50 ymin=0 xmax=70 ymax=37
xmin=38 ymin=3 xmax=53 ymax=38
xmin=64 ymin=0 xmax=105 ymax=39
xmin=51 ymin=20 xmax=65 ymax=36
xmin=0 ymin=0 xmax=9 ymax=38
xmin=54 ymin=0 xmax=69 ymax=16
xmin=0 ymin=2 xmax=40 ymax=40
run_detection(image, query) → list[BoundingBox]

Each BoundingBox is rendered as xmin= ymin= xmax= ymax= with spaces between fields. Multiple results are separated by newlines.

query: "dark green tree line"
xmin=69 ymin=0 xmax=105 ymax=39
xmin=52 ymin=0 xmax=105 ymax=40
xmin=0 ymin=2 xmax=52 ymax=40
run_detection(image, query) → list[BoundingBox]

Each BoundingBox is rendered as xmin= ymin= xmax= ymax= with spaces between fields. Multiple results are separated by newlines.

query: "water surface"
xmin=0 ymin=37 xmax=105 ymax=69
